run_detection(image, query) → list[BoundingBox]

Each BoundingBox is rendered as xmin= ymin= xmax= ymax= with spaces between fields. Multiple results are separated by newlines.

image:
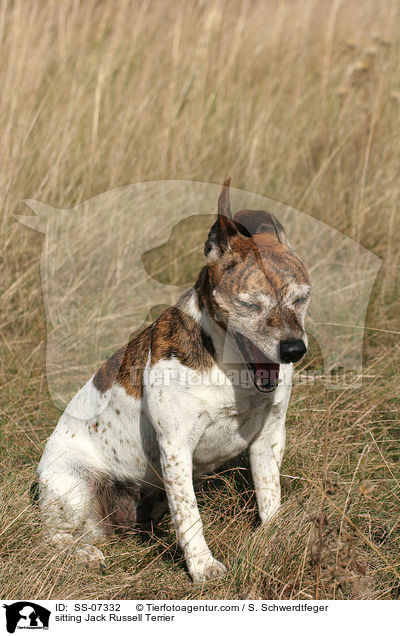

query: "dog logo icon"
xmin=2 ymin=602 xmax=50 ymax=634
xmin=17 ymin=180 xmax=381 ymax=407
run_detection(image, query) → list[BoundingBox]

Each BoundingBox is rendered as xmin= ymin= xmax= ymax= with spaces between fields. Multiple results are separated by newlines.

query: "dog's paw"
xmin=189 ymin=555 xmax=227 ymax=583
xmin=75 ymin=544 xmax=106 ymax=572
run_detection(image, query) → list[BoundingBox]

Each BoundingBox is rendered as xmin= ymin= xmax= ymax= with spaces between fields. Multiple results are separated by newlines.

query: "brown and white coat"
xmin=37 ymin=179 xmax=310 ymax=583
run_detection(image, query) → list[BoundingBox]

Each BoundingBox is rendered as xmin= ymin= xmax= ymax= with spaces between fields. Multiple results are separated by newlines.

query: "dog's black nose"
xmin=279 ymin=339 xmax=307 ymax=363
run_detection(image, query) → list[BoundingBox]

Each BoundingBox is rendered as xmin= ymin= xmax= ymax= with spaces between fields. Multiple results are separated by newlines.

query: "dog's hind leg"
xmin=38 ymin=464 xmax=108 ymax=569
xmin=50 ymin=531 xmax=107 ymax=570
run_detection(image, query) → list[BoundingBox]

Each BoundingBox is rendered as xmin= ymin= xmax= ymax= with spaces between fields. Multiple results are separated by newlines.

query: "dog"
xmin=37 ymin=178 xmax=310 ymax=583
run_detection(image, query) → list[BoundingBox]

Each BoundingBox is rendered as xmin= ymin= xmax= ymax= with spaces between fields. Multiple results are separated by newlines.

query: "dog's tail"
xmin=29 ymin=478 xmax=40 ymax=506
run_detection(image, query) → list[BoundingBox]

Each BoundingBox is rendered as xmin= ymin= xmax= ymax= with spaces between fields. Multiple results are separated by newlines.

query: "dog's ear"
xmin=234 ymin=209 xmax=290 ymax=246
xmin=204 ymin=178 xmax=238 ymax=259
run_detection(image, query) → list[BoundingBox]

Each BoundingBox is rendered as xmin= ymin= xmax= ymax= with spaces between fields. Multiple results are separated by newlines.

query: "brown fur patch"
xmin=150 ymin=290 xmax=215 ymax=371
xmin=93 ymin=290 xmax=215 ymax=399
xmin=231 ymin=234 xmax=308 ymax=295
xmin=93 ymin=324 xmax=152 ymax=398
xmin=90 ymin=474 xmax=139 ymax=534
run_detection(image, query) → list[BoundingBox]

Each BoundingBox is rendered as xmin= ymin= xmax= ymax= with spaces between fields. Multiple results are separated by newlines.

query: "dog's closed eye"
xmin=237 ymin=299 xmax=262 ymax=311
xmin=293 ymin=295 xmax=309 ymax=306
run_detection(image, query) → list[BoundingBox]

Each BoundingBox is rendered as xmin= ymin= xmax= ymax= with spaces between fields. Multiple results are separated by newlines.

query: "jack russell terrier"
xmin=37 ymin=179 xmax=310 ymax=583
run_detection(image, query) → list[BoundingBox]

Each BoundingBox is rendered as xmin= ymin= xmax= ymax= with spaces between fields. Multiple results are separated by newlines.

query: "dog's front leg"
xmin=249 ymin=411 xmax=286 ymax=524
xmin=159 ymin=441 xmax=226 ymax=583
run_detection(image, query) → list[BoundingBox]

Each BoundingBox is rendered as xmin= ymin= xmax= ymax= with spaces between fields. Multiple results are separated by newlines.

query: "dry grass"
xmin=1 ymin=0 xmax=400 ymax=600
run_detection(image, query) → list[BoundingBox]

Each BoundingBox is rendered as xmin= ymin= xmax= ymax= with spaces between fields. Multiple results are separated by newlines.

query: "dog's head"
xmin=200 ymin=178 xmax=311 ymax=392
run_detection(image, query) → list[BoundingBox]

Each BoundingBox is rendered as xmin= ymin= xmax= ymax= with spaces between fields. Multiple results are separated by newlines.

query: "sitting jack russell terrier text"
xmin=37 ymin=178 xmax=311 ymax=583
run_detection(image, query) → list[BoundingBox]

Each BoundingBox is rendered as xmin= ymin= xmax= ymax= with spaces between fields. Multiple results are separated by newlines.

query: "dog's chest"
xmin=191 ymin=388 xmax=272 ymax=474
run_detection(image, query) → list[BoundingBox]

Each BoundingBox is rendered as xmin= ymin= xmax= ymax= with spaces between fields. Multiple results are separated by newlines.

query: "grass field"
xmin=1 ymin=0 xmax=400 ymax=600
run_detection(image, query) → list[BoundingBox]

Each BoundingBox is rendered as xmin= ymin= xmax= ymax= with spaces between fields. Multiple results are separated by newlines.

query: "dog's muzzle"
xmin=231 ymin=330 xmax=280 ymax=392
